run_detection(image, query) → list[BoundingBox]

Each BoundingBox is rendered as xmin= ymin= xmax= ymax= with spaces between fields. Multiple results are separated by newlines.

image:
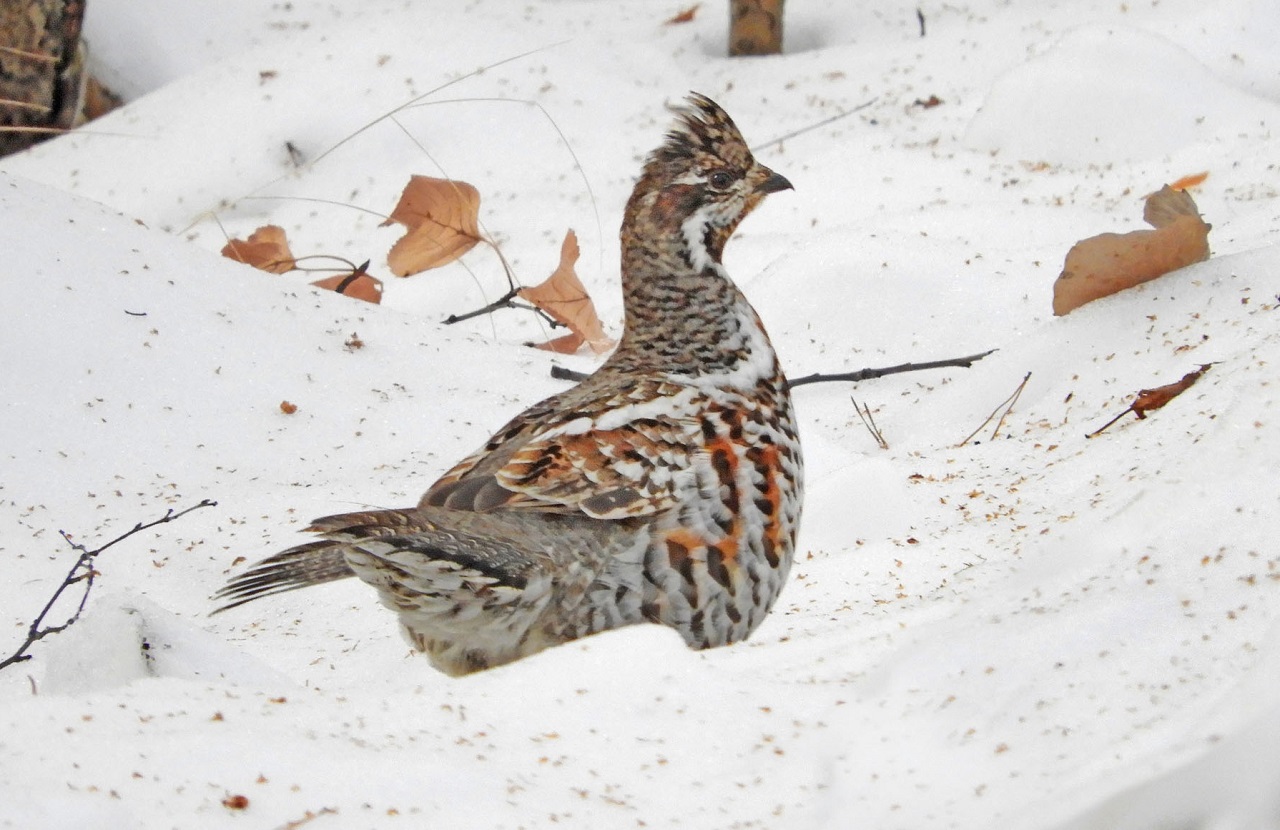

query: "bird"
xmin=214 ymin=93 xmax=804 ymax=676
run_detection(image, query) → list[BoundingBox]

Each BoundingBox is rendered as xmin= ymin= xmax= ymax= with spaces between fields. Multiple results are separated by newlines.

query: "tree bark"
xmin=729 ymin=0 xmax=784 ymax=56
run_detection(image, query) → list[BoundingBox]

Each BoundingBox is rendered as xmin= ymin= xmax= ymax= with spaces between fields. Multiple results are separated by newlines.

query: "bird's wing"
xmin=422 ymin=380 xmax=705 ymax=519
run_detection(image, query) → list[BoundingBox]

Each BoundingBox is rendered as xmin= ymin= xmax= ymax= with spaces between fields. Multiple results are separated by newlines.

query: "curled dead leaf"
xmin=383 ymin=176 xmax=484 ymax=276
xmin=1087 ymin=363 xmax=1212 ymax=437
xmin=1053 ymin=186 xmax=1210 ymax=316
xmin=221 ymin=225 xmax=296 ymax=274
xmin=518 ymin=230 xmax=616 ymax=355
xmin=1129 ymin=363 xmax=1213 ymax=419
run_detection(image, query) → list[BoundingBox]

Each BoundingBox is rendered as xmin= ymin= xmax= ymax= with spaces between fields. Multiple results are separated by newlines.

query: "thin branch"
xmin=0 ymin=499 xmax=217 ymax=673
xmin=787 ymin=349 xmax=995 ymax=388
xmin=988 ymin=372 xmax=1030 ymax=439
xmin=852 ymin=397 xmax=888 ymax=450
xmin=311 ymin=41 xmax=568 ymax=167
xmin=550 ymin=364 xmax=589 ymax=382
xmin=443 ymin=287 xmax=521 ymax=324
xmin=549 ymin=349 xmax=995 ymax=386
xmin=442 ymin=287 xmax=563 ymax=328
xmin=957 ymin=372 xmax=1031 ymax=447
xmin=751 ymin=98 xmax=878 ymax=152
xmin=239 ymin=195 xmax=390 ymax=222
xmin=1084 ymin=407 xmax=1132 ymax=439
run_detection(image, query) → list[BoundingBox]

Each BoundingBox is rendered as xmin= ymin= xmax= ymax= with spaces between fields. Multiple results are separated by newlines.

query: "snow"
xmin=2 ymin=1 xmax=1279 ymax=828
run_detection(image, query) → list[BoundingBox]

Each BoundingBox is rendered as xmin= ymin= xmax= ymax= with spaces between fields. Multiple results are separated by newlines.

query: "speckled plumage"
xmin=215 ymin=94 xmax=804 ymax=676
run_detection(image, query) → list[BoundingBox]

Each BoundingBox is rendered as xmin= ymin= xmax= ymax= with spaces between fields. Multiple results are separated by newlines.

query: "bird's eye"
xmin=707 ymin=169 xmax=735 ymax=190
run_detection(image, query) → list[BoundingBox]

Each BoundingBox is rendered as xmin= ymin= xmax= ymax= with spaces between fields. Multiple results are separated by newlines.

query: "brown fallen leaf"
xmin=221 ymin=225 xmax=297 ymax=274
xmin=382 ymin=176 xmax=484 ymax=276
xmin=518 ymin=230 xmax=615 ymax=355
xmin=665 ymin=3 xmax=701 ymax=24
xmin=311 ymin=261 xmax=383 ymax=304
xmin=532 ymin=331 xmax=588 ymax=354
xmin=1052 ymin=185 xmax=1210 ymax=316
xmin=1086 ymin=363 xmax=1213 ymax=437
xmin=1167 ymin=171 xmax=1209 ymax=191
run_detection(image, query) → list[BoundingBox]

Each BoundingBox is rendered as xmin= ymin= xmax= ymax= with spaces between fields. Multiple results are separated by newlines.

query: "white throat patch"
xmin=680 ymin=206 xmax=729 ymax=277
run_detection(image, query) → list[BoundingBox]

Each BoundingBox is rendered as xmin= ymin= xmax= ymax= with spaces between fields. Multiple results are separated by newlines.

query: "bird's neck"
xmin=608 ymin=199 xmax=779 ymax=384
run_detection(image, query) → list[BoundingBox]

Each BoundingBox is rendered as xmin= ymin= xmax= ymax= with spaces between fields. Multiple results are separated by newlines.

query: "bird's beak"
xmin=755 ymin=168 xmax=794 ymax=194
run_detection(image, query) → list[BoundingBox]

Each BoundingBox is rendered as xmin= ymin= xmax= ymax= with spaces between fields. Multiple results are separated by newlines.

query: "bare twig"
xmin=787 ymin=349 xmax=995 ymax=388
xmin=0 ymin=499 xmax=217 ymax=672
xmin=442 ymin=286 xmax=561 ymax=328
xmin=311 ymin=42 xmax=568 ymax=167
xmin=550 ymin=364 xmax=590 ymax=382
xmin=957 ymin=372 xmax=1031 ymax=446
xmin=752 ymin=97 xmax=878 ymax=152
xmin=852 ymin=397 xmax=888 ymax=449
xmin=549 ymin=348 xmax=994 ymax=386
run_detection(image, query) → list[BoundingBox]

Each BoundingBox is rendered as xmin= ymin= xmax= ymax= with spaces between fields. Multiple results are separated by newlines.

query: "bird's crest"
xmin=651 ymin=93 xmax=755 ymax=174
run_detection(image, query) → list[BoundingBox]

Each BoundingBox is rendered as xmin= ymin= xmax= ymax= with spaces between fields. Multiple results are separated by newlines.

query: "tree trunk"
xmin=729 ymin=0 xmax=784 ymax=56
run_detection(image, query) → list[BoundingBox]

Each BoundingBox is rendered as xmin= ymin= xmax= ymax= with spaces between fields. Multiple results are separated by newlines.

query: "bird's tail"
xmin=211 ymin=509 xmax=420 ymax=613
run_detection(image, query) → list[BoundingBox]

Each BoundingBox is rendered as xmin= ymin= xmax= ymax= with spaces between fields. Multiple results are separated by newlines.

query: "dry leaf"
xmin=532 ymin=331 xmax=587 ymax=354
xmin=1167 ymin=171 xmax=1208 ymax=191
xmin=222 ymin=795 xmax=250 ymax=810
xmin=665 ymin=3 xmax=701 ymax=24
xmin=1130 ymin=363 xmax=1212 ymax=419
xmin=1087 ymin=364 xmax=1212 ymax=437
xmin=221 ymin=225 xmax=296 ymax=274
xmin=518 ymin=230 xmax=616 ymax=355
xmin=311 ymin=261 xmax=383 ymax=304
xmin=1052 ymin=186 xmax=1210 ymax=316
xmin=382 ymin=176 xmax=484 ymax=276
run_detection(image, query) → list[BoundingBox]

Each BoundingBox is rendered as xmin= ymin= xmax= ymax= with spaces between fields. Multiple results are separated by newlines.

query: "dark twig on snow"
xmin=0 ymin=499 xmax=217 ymax=673
xmin=787 ymin=349 xmax=995 ymax=388
xmin=442 ymin=287 xmax=561 ymax=328
xmin=550 ymin=348 xmax=995 ymax=386
xmin=550 ymin=364 xmax=590 ymax=382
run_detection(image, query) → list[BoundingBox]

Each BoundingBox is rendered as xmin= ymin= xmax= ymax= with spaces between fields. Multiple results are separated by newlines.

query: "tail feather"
xmin=212 ymin=540 xmax=355 ymax=613
xmin=211 ymin=507 xmax=539 ymax=615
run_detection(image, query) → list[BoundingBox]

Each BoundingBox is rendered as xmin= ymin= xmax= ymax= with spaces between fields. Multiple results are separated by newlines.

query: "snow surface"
xmin=2 ymin=1 xmax=1279 ymax=828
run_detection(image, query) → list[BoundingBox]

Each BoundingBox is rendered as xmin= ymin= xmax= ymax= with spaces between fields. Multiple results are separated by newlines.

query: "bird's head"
xmin=624 ymin=93 xmax=792 ymax=271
